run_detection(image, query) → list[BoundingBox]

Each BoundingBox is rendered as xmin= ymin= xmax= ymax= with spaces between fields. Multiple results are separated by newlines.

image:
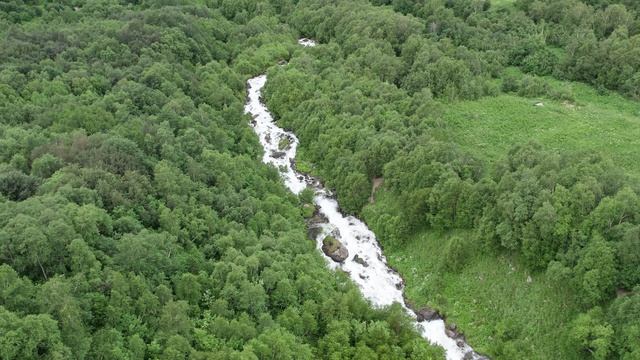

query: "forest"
xmin=0 ymin=1 xmax=444 ymax=359
xmin=1 ymin=0 xmax=639 ymax=359
xmin=262 ymin=0 xmax=640 ymax=358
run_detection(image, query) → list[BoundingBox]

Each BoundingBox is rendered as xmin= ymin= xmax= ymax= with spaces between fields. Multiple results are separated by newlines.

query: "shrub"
xmin=517 ymin=75 xmax=550 ymax=97
xmin=0 ymin=170 xmax=39 ymax=201
xmin=31 ymin=154 xmax=64 ymax=179
xmin=322 ymin=236 xmax=339 ymax=252
xmin=440 ymin=235 xmax=469 ymax=273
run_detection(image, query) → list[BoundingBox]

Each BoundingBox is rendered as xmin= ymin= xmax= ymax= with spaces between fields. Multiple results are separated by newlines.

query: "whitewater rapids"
xmin=244 ymin=39 xmax=484 ymax=360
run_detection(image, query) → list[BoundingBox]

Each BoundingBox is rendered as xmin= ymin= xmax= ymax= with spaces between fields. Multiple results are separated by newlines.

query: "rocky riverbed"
xmin=243 ymin=40 xmax=486 ymax=360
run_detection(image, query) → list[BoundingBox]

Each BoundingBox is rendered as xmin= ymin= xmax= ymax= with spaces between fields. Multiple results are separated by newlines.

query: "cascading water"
xmin=244 ymin=39 xmax=484 ymax=360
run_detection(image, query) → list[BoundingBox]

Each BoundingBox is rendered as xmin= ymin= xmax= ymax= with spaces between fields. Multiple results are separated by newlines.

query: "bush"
xmin=299 ymin=187 xmax=315 ymax=205
xmin=302 ymin=203 xmax=315 ymax=218
xmin=440 ymin=235 xmax=469 ymax=273
xmin=522 ymin=48 xmax=559 ymax=76
xmin=31 ymin=154 xmax=64 ymax=178
xmin=501 ymin=73 xmax=520 ymax=93
xmin=322 ymin=236 xmax=339 ymax=252
xmin=0 ymin=170 xmax=39 ymax=201
xmin=622 ymin=72 xmax=640 ymax=100
xmin=550 ymin=85 xmax=576 ymax=102
xmin=517 ymin=75 xmax=550 ymax=97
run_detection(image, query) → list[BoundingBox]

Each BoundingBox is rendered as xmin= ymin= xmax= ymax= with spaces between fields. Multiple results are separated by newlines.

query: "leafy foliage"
xmin=0 ymin=2 xmax=445 ymax=359
xmin=259 ymin=0 xmax=640 ymax=358
xmin=3 ymin=0 xmax=640 ymax=359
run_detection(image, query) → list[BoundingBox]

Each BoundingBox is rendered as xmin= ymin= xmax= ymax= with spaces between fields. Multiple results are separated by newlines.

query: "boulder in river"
xmin=415 ymin=307 xmax=442 ymax=322
xmin=445 ymin=323 xmax=465 ymax=340
xmin=445 ymin=329 xmax=456 ymax=338
xmin=321 ymin=235 xmax=349 ymax=263
xmin=308 ymin=211 xmax=328 ymax=226
xmin=353 ymin=254 xmax=369 ymax=267
xmin=307 ymin=226 xmax=323 ymax=240
xmin=278 ymin=135 xmax=293 ymax=151
xmin=271 ymin=151 xmax=286 ymax=159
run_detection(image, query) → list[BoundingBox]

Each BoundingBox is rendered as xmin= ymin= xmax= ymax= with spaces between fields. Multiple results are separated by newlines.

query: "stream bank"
xmin=244 ymin=40 xmax=486 ymax=360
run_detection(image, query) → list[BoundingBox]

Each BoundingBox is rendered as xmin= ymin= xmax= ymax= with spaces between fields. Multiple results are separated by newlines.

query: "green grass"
xmin=363 ymin=191 xmax=580 ymax=359
xmin=386 ymin=232 xmax=578 ymax=358
xmin=297 ymin=72 xmax=640 ymax=358
xmin=380 ymin=76 xmax=640 ymax=357
xmin=434 ymin=80 xmax=640 ymax=177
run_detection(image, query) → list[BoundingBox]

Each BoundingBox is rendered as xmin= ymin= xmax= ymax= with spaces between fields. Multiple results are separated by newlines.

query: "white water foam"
xmin=297 ymin=38 xmax=317 ymax=47
xmin=245 ymin=57 xmax=484 ymax=360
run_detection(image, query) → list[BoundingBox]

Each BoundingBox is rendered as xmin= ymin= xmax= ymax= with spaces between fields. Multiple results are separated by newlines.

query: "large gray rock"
xmin=353 ymin=254 xmax=369 ymax=267
xmin=445 ymin=323 xmax=465 ymax=340
xmin=307 ymin=211 xmax=328 ymax=226
xmin=321 ymin=236 xmax=349 ymax=263
xmin=325 ymin=244 xmax=348 ymax=263
xmin=271 ymin=151 xmax=286 ymax=159
xmin=307 ymin=226 xmax=323 ymax=240
xmin=415 ymin=307 xmax=442 ymax=322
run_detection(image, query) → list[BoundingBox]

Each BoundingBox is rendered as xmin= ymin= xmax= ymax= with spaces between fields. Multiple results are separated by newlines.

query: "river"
xmin=243 ymin=39 xmax=484 ymax=360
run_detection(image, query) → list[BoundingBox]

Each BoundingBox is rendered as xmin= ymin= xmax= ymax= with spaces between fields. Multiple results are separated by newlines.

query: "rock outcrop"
xmin=271 ymin=150 xmax=286 ymax=158
xmin=321 ymin=235 xmax=348 ymax=262
xmin=353 ymin=254 xmax=369 ymax=267
xmin=415 ymin=307 xmax=442 ymax=322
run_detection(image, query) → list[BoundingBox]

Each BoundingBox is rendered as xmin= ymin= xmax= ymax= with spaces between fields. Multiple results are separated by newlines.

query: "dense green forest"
xmin=2 ymin=0 xmax=640 ymax=359
xmin=260 ymin=0 xmax=640 ymax=359
xmin=0 ymin=1 xmax=445 ymax=359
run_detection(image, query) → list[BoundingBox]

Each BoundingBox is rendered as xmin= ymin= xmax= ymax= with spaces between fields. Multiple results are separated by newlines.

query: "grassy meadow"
xmin=434 ymin=78 xmax=640 ymax=177
xmin=364 ymin=191 xmax=580 ymax=359
xmin=364 ymin=77 xmax=640 ymax=357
